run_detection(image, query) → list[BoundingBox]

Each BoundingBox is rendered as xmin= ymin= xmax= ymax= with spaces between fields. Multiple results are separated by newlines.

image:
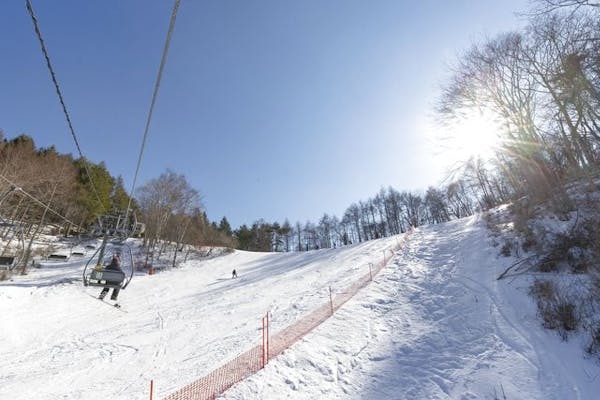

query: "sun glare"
xmin=444 ymin=112 xmax=502 ymax=162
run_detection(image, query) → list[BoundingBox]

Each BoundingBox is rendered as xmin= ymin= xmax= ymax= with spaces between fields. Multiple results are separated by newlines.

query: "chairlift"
xmin=47 ymin=253 xmax=70 ymax=262
xmin=82 ymin=235 xmax=134 ymax=290
xmin=0 ymin=255 xmax=16 ymax=270
xmin=0 ymin=222 xmax=25 ymax=271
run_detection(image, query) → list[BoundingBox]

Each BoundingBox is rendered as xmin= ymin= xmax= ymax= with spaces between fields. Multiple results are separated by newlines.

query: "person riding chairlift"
xmin=98 ymin=253 xmax=122 ymax=301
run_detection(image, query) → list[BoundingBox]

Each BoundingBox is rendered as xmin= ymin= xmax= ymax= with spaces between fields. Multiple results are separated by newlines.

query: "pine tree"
xmin=218 ymin=217 xmax=232 ymax=236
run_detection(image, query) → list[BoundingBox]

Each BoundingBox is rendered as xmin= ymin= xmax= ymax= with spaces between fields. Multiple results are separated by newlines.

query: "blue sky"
xmin=1 ymin=0 xmax=528 ymax=228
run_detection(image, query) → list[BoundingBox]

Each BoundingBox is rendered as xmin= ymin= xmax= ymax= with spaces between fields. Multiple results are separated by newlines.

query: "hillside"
xmin=2 ymin=212 xmax=600 ymax=399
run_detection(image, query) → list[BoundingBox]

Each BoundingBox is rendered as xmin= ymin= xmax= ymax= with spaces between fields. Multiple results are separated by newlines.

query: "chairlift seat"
xmin=82 ymin=240 xmax=133 ymax=290
xmin=0 ymin=256 xmax=15 ymax=266
xmin=87 ymin=268 xmax=125 ymax=288
xmin=0 ymin=256 xmax=15 ymax=270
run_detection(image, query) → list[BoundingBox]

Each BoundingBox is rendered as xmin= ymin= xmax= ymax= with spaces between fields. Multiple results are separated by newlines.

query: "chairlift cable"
xmin=25 ymin=0 xmax=106 ymax=216
xmin=0 ymin=174 xmax=77 ymax=227
xmin=123 ymin=0 xmax=181 ymax=227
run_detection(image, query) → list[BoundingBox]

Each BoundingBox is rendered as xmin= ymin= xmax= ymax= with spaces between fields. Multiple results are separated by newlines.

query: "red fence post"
xmin=266 ymin=311 xmax=270 ymax=362
xmin=262 ymin=316 xmax=266 ymax=369
xmin=149 ymin=379 xmax=153 ymax=400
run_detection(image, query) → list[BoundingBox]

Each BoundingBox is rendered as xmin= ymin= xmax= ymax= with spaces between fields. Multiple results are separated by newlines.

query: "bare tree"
xmin=137 ymin=170 xmax=201 ymax=265
xmin=424 ymin=187 xmax=451 ymax=224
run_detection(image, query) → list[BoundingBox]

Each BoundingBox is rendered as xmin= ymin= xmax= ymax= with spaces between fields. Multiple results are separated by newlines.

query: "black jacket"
xmin=106 ymin=258 xmax=122 ymax=272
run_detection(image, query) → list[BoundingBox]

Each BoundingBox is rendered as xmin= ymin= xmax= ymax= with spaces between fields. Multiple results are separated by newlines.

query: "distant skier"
xmin=232 ymin=269 xmax=237 ymax=278
xmin=98 ymin=253 xmax=122 ymax=301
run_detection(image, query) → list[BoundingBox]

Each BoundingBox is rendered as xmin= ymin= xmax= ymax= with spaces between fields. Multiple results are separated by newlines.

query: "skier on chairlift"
xmin=98 ymin=253 xmax=122 ymax=301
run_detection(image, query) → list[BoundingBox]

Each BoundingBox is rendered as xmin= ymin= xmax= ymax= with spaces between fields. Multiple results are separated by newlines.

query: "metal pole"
xmin=262 ymin=316 xmax=265 ymax=368
xmin=97 ymin=234 xmax=109 ymax=266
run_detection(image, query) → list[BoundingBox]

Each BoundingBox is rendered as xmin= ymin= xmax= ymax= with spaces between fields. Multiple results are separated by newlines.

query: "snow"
xmin=2 ymin=214 xmax=600 ymax=399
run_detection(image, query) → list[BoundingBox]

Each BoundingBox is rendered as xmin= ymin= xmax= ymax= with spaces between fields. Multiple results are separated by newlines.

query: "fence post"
xmin=266 ymin=311 xmax=270 ymax=362
xmin=329 ymin=286 xmax=334 ymax=315
xmin=149 ymin=380 xmax=153 ymax=400
xmin=368 ymin=263 xmax=373 ymax=281
xmin=262 ymin=316 xmax=265 ymax=368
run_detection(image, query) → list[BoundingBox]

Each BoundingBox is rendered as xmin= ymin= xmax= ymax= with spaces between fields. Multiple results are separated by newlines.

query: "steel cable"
xmin=124 ymin=0 xmax=181 ymax=226
xmin=25 ymin=0 xmax=106 ymax=215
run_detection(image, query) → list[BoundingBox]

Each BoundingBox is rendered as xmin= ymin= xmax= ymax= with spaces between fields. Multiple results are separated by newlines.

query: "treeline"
xmin=232 ymin=182 xmax=479 ymax=252
xmin=0 ymin=133 xmax=131 ymax=230
xmin=1 ymin=131 xmax=479 ymax=256
xmin=0 ymin=133 xmax=233 ymax=258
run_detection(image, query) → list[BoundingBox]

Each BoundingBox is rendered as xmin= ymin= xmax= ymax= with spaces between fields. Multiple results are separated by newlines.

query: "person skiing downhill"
xmin=98 ymin=253 xmax=122 ymax=300
xmin=232 ymin=269 xmax=237 ymax=278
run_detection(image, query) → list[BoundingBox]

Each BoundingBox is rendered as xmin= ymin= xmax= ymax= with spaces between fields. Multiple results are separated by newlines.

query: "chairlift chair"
xmin=82 ymin=239 xmax=134 ymax=290
xmin=0 ymin=255 xmax=16 ymax=270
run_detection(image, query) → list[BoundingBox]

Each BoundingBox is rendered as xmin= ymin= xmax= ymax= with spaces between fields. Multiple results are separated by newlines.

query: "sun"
xmin=442 ymin=112 xmax=503 ymax=162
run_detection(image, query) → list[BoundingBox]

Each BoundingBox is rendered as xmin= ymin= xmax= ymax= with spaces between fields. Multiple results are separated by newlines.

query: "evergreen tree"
xmin=74 ymin=158 xmax=115 ymax=225
xmin=111 ymin=176 xmax=133 ymax=213
xmin=234 ymin=224 xmax=253 ymax=250
xmin=218 ymin=217 xmax=232 ymax=236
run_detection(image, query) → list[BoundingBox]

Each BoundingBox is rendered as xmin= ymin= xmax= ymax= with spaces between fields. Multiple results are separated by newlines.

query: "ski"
xmin=86 ymin=293 xmax=127 ymax=312
xmin=98 ymin=298 xmax=127 ymax=312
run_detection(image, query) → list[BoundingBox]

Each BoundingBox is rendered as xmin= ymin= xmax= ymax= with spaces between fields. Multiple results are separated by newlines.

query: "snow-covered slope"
xmin=2 ymin=214 xmax=599 ymax=399
xmin=0 ymin=235 xmax=399 ymax=400
xmin=226 ymin=215 xmax=600 ymax=399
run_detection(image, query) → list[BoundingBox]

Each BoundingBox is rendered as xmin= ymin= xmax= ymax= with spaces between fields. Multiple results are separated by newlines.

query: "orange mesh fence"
xmin=162 ymin=230 xmax=413 ymax=400
xmin=162 ymin=344 xmax=263 ymax=400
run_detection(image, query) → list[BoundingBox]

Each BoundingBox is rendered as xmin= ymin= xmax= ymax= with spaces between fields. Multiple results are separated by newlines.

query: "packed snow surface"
xmin=2 ymin=214 xmax=599 ymax=399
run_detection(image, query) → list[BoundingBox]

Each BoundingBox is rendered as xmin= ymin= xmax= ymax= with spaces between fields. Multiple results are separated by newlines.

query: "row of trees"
xmin=0 ymin=133 xmax=233 ymax=268
xmin=232 ymin=179 xmax=482 ymax=252
xmin=0 ymin=133 xmax=133 ymax=232
xmin=0 ymin=131 xmax=499 ymax=257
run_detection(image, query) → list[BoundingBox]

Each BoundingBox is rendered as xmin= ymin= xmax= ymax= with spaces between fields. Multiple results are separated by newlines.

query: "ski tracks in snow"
xmin=381 ymin=216 xmax=581 ymax=400
xmin=226 ymin=216 xmax=587 ymax=399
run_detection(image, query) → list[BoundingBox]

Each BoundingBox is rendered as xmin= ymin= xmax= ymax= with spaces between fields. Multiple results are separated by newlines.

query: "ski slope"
xmin=223 ymin=215 xmax=600 ymax=399
xmin=0 ymin=234 xmax=399 ymax=399
xmin=2 ymin=214 xmax=600 ymax=399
